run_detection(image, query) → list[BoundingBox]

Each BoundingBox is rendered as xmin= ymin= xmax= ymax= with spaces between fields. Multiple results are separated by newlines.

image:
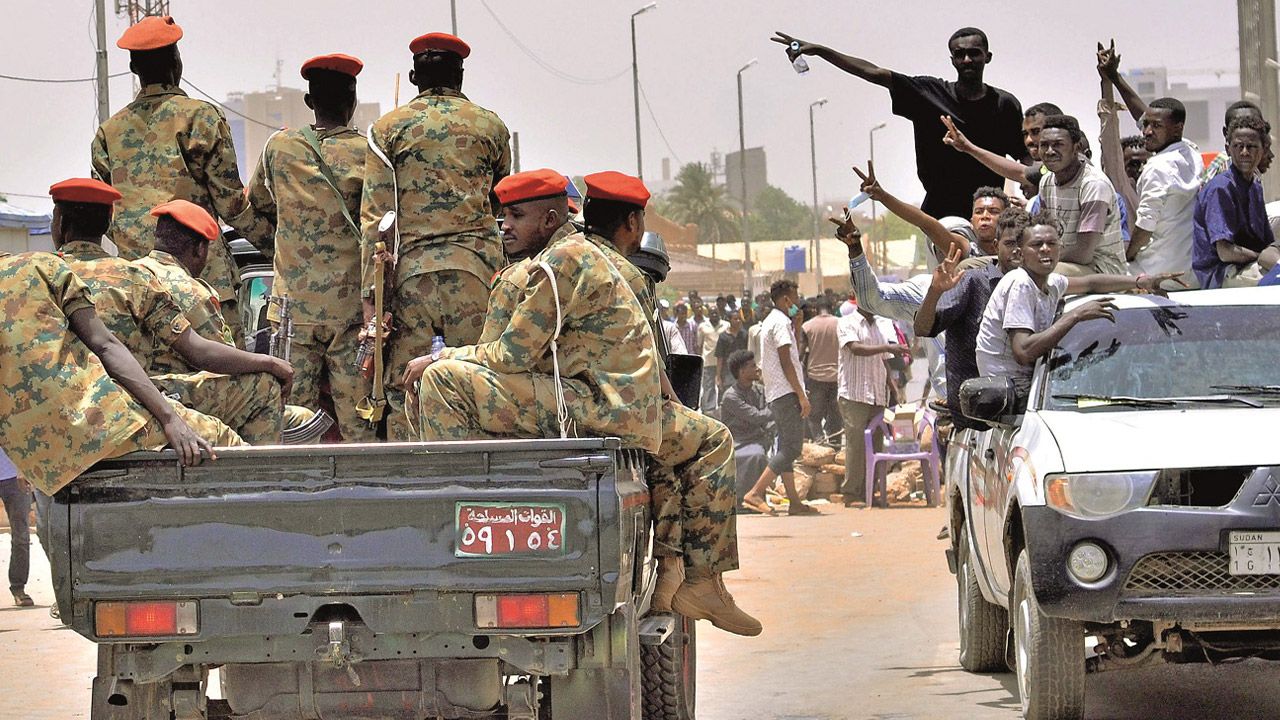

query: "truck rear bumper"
xmin=1023 ymin=505 xmax=1280 ymax=624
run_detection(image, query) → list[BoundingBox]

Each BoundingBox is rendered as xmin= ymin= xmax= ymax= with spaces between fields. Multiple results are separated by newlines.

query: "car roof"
xmin=1063 ymin=286 xmax=1280 ymax=312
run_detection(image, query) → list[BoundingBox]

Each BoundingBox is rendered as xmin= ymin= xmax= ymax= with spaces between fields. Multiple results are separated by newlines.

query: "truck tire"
xmin=1013 ymin=550 xmax=1084 ymax=720
xmin=957 ymin=525 xmax=1009 ymax=673
xmin=640 ymin=613 xmax=696 ymax=720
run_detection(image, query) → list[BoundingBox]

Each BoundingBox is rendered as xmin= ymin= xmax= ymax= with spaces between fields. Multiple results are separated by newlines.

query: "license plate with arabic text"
xmin=1228 ymin=530 xmax=1280 ymax=576
xmin=455 ymin=503 xmax=566 ymax=557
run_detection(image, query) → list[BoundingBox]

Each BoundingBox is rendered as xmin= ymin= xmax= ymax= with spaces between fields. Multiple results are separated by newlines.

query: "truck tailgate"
xmin=60 ymin=440 xmax=618 ymax=599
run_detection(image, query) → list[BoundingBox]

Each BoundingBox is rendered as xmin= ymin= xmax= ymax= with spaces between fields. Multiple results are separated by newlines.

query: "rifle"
xmin=267 ymin=295 xmax=293 ymax=362
xmin=356 ymin=212 xmax=397 ymax=425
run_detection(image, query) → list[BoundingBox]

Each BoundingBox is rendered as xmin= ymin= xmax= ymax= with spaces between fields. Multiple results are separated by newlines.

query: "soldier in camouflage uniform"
xmin=53 ymin=184 xmax=292 ymax=446
xmin=360 ymin=32 xmax=512 ymax=440
xmin=245 ymin=54 xmax=375 ymax=442
xmin=0 ymin=191 xmax=241 ymax=494
xmin=579 ymin=171 xmax=760 ymax=637
xmin=404 ymin=169 xmax=660 ymax=453
xmin=91 ymin=16 xmax=273 ymax=349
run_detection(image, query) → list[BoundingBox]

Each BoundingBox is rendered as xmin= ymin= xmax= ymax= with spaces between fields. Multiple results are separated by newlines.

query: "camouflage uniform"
xmin=134 ymin=250 xmax=237 ymax=373
xmin=246 ymin=126 xmax=375 ymax=441
xmin=360 ymin=86 xmax=511 ymax=440
xmin=62 ymin=242 xmax=284 ymax=445
xmin=583 ymin=232 xmax=739 ymax=572
xmin=91 ymin=83 xmax=274 ymax=348
xmin=418 ymin=224 xmax=660 ymax=452
xmin=0 ymin=252 xmax=243 ymax=495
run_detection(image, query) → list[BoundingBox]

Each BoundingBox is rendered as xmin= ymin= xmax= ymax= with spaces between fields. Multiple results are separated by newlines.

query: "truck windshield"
xmin=1044 ymin=304 xmax=1280 ymax=410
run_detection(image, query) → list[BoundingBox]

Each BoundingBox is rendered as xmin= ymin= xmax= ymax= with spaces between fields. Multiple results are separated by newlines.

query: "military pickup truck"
xmin=45 ymin=236 xmax=698 ymax=720
xmin=944 ymin=287 xmax=1280 ymax=720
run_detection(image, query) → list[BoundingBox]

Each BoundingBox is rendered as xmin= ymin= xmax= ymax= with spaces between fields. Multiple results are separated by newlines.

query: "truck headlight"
xmin=1045 ymin=472 xmax=1158 ymax=519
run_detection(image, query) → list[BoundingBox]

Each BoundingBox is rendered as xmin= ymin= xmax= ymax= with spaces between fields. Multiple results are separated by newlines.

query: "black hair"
xmin=1148 ymin=97 xmax=1186 ymax=125
xmin=995 ymin=206 xmax=1031 ymax=242
xmin=1040 ymin=114 xmax=1084 ymax=145
xmin=769 ymin=279 xmax=797 ymax=304
xmin=1121 ymin=135 xmax=1145 ymax=150
xmin=948 ymin=27 xmax=989 ymax=51
xmin=1024 ymin=102 xmax=1063 ymax=119
xmin=153 ymin=215 xmax=206 ymax=257
xmin=1023 ymin=210 xmax=1064 ymax=242
xmin=55 ymin=201 xmax=112 ymax=239
xmin=129 ymin=46 xmax=179 ymax=84
xmin=812 ymin=295 xmax=833 ymax=313
xmin=1227 ymin=115 xmax=1271 ymax=142
xmin=972 ymin=186 xmax=1010 ymax=208
xmin=412 ymin=53 xmax=463 ymax=90
xmin=583 ymin=197 xmax=643 ymax=239
xmin=728 ymin=349 xmax=756 ymax=379
xmin=1225 ymin=100 xmax=1263 ymax=124
xmin=307 ymin=69 xmax=357 ymax=111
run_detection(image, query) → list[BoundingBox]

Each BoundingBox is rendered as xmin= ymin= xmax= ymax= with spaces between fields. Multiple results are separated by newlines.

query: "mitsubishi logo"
xmin=1254 ymin=476 xmax=1280 ymax=507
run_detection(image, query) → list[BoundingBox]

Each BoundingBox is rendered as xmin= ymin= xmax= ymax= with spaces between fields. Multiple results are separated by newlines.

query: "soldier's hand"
xmin=271 ymin=358 xmax=295 ymax=400
xmin=401 ymin=354 xmax=436 ymax=394
xmin=163 ymin=416 xmax=215 ymax=466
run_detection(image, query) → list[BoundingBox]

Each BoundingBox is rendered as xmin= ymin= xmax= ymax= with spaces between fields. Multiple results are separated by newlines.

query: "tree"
xmin=747 ymin=185 xmax=811 ymax=242
xmin=664 ymin=163 xmax=740 ymax=248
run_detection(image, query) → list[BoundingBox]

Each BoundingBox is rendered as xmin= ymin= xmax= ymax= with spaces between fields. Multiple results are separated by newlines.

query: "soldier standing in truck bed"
xmin=360 ymin=32 xmax=512 ymax=441
xmin=246 ymin=54 xmax=376 ymax=442
xmin=91 ymin=15 xmax=273 ymax=350
xmin=55 ymin=182 xmax=294 ymax=446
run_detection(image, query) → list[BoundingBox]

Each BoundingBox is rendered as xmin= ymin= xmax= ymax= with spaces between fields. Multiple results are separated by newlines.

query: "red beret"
xmin=409 ymin=32 xmax=470 ymax=58
xmin=584 ymin=171 xmax=651 ymax=208
xmin=49 ymin=178 xmax=122 ymax=206
xmin=150 ymin=200 xmax=220 ymax=242
xmin=117 ymin=15 xmax=183 ymax=51
xmin=494 ymin=169 xmax=570 ymax=206
xmin=301 ymin=53 xmax=364 ymax=80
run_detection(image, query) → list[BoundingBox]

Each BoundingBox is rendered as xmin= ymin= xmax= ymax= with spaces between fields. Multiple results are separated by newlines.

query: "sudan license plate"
xmin=455 ymin=503 xmax=566 ymax=557
xmin=1228 ymin=530 xmax=1280 ymax=575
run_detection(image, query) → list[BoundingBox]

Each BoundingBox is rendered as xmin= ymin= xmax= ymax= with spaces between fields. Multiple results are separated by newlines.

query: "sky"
xmin=0 ymin=0 xmax=1243 ymax=215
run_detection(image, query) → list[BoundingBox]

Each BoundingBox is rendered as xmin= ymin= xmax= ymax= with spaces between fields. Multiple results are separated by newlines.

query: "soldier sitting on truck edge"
xmin=53 ymin=181 xmax=296 ymax=446
xmin=402 ymin=168 xmax=661 ymax=455
xmin=0 ymin=182 xmax=243 ymax=497
xmin=578 ymin=171 xmax=762 ymax=636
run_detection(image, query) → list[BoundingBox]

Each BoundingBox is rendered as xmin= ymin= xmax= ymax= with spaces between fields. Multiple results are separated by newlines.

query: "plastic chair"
xmin=863 ymin=410 xmax=941 ymax=508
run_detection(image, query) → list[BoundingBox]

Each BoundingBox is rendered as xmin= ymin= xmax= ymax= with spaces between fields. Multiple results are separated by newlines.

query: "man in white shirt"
xmin=837 ymin=308 xmax=907 ymax=506
xmin=1128 ymin=98 xmax=1205 ymax=286
xmin=741 ymin=280 xmax=819 ymax=516
xmin=697 ymin=309 xmax=729 ymax=409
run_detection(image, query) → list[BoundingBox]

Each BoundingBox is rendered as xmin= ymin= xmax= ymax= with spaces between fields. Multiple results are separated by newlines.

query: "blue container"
xmin=783 ymin=245 xmax=807 ymax=273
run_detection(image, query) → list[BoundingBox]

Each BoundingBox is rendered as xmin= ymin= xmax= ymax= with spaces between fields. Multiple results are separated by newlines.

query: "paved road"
xmin=3 ymin=507 xmax=1280 ymax=719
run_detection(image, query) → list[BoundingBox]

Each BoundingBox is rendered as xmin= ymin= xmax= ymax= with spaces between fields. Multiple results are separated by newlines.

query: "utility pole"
xmin=869 ymin=122 xmax=887 ymax=273
xmin=451 ymin=0 xmax=458 ymax=35
xmin=630 ymin=3 xmax=658 ymax=180
xmin=1240 ymin=0 xmax=1280 ymax=199
xmin=737 ymin=58 xmax=758 ymax=293
xmin=809 ymin=98 xmax=828 ymax=291
xmin=94 ymin=0 xmax=111 ymax=124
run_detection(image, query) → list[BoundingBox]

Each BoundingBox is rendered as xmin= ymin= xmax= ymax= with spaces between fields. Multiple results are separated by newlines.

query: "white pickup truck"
xmin=944 ymin=287 xmax=1280 ymax=720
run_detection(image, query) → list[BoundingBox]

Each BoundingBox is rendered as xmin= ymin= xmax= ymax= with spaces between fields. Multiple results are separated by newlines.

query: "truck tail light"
xmin=475 ymin=593 xmax=579 ymax=629
xmin=95 ymin=601 xmax=198 ymax=638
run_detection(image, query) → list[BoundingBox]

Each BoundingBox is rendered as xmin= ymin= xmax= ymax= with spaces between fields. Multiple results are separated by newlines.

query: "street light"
xmin=869 ymin=121 xmax=888 ymax=273
xmin=631 ymin=2 xmax=658 ymax=180
xmin=737 ymin=58 xmax=758 ymax=292
xmin=809 ymin=98 xmax=828 ymax=291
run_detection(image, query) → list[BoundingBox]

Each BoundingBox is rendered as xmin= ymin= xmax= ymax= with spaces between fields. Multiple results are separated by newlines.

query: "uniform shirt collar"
xmin=58 ymin=240 xmax=111 ymax=260
xmin=148 ymin=249 xmax=184 ymax=268
xmin=137 ymin=83 xmax=187 ymax=100
xmin=416 ymin=86 xmax=467 ymax=101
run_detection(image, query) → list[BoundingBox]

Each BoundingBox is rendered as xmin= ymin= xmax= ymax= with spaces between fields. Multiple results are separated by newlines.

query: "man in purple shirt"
xmin=1193 ymin=115 xmax=1279 ymax=288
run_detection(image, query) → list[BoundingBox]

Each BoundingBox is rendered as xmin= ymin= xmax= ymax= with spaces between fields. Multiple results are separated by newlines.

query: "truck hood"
xmin=1037 ymin=407 xmax=1280 ymax=473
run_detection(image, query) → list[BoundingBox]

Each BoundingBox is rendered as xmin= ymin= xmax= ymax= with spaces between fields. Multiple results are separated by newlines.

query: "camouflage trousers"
xmin=414 ymin=359 xmax=585 ymax=442
xmin=152 ymin=370 xmax=283 ymax=445
xmin=119 ymin=397 xmax=247 ymax=453
xmin=287 ymin=323 xmax=377 ymax=442
xmin=386 ymin=270 xmax=491 ymax=441
xmin=649 ymin=400 xmax=740 ymax=574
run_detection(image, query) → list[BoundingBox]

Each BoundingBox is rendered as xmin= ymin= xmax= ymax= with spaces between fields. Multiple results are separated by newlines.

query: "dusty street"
xmin=2 ymin=507 xmax=1280 ymax=719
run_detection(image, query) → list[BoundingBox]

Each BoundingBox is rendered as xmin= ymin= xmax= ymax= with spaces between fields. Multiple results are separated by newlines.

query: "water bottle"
xmin=848 ymin=192 xmax=871 ymax=210
xmin=431 ymin=334 xmax=446 ymax=357
xmin=790 ymin=42 xmax=810 ymax=74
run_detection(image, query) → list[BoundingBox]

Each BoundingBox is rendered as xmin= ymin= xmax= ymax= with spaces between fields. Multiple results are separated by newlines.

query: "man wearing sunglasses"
xmin=772 ymin=27 xmax=1027 ymax=220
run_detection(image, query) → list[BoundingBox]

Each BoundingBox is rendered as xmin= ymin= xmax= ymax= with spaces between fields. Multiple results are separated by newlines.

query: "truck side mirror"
xmin=959 ymin=377 xmax=1021 ymax=428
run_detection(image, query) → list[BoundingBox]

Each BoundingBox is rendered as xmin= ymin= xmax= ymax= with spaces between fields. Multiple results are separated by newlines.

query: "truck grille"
xmin=1124 ymin=552 xmax=1280 ymax=596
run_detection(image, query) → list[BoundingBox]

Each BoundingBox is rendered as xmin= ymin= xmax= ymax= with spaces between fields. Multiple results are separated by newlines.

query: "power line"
xmin=0 ymin=71 xmax=129 ymax=84
xmin=638 ymin=79 xmax=682 ymax=167
xmin=181 ymin=78 xmax=283 ymax=131
xmin=476 ymin=0 xmax=630 ymax=86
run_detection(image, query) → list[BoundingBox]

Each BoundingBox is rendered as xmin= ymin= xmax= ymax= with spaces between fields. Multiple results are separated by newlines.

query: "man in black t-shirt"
xmin=773 ymin=26 xmax=1027 ymax=219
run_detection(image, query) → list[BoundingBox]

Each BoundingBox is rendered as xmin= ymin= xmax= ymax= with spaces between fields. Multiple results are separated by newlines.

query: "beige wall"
xmin=0 ymin=228 xmax=51 ymax=254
